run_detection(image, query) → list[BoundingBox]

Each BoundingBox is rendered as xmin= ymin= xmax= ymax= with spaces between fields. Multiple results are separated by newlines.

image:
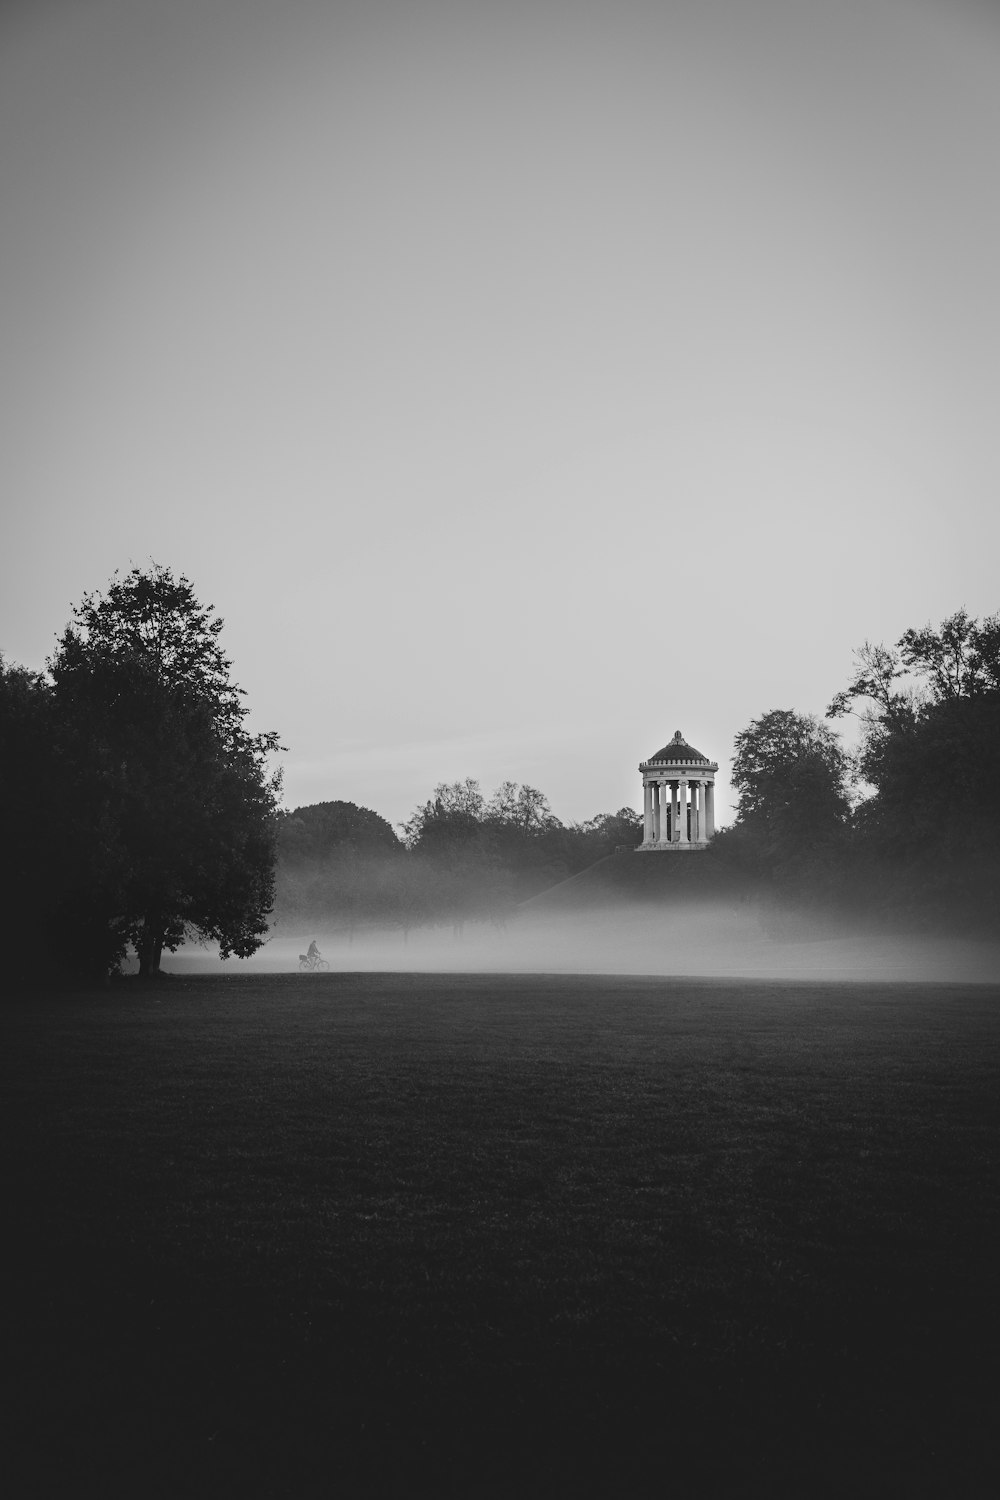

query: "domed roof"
xmin=645 ymin=729 xmax=710 ymax=764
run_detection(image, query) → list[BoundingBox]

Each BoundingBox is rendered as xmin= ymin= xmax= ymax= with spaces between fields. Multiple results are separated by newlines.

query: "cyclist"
xmin=307 ymin=939 xmax=321 ymax=963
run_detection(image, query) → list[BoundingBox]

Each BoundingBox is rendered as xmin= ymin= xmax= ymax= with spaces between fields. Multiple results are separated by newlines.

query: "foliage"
xmin=396 ymin=778 xmax=563 ymax=917
xmin=729 ymin=709 xmax=852 ymax=893
xmin=828 ymin=609 xmax=1000 ymax=929
xmin=43 ymin=564 xmax=283 ymax=976
xmin=485 ymin=780 xmax=561 ymax=834
xmin=399 ymin=779 xmax=488 ymax=851
xmin=899 ymin=609 xmax=1000 ymax=701
xmin=273 ymin=797 xmax=501 ymax=937
xmin=0 ymin=657 xmax=64 ymax=977
xmin=262 ymin=606 xmax=999 ymax=943
xmin=571 ymin=807 xmax=644 ymax=857
xmin=277 ymin=800 xmax=401 ymax=864
xmin=274 ymin=785 xmax=645 ymax=936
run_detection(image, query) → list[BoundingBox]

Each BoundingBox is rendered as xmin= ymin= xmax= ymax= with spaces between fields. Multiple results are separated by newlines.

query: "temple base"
xmin=636 ymin=841 xmax=710 ymax=852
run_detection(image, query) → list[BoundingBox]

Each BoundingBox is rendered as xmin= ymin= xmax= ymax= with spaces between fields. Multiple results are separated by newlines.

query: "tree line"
xmin=278 ymin=608 xmax=1000 ymax=940
xmin=3 ymin=570 xmax=995 ymax=983
xmin=274 ymin=786 xmax=642 ymax=937
xmin=719 ymin=609 xmax=1000 ymax=933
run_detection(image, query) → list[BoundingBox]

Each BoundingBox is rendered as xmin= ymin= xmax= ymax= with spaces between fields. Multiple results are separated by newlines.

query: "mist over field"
xmin=174 ymin=813 xmax=1000 ymax=985
xmin=169 ymin=899 xmax=1000 ymax=985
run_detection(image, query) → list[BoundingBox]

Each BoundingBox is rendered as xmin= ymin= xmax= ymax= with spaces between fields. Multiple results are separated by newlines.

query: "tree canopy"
xmin=825 ymin=610 xmax=1000 ymax=925
xmin=731 ymin=710 xmax=851 ymax=830
xmin=1 ymin=656 xmax=68 ymax=975
xmin=277 ymin=801 xmax=401 ymax=865
xmin=717 ymin=709 xmax=853 ymax=900
xmin=38 ymin=564 xmax=283 ymax=977
xmin=272 ymin=781 xmax=645 ymax=938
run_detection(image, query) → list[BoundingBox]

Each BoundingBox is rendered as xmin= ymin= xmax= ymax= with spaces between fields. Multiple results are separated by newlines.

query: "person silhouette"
xmin=307 ymin=939 xmax=321 ymax=961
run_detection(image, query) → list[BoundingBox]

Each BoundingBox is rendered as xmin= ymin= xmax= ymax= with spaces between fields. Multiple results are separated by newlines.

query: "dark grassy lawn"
xmin=2 ymin=973 xmax=998 ymax=1498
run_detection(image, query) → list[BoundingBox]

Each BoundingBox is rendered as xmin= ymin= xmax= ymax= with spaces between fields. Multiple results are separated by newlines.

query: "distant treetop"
xmin=277 ymin=800 xmax=402 ymax=863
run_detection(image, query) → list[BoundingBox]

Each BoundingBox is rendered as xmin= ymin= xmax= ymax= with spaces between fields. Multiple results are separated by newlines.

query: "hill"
xmin=521 ymin=849 xmax=750 ymax=911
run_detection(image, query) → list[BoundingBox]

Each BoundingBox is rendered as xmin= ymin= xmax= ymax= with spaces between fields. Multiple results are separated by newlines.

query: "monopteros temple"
xmin=637 ymin=730 xmax=718 ymax=850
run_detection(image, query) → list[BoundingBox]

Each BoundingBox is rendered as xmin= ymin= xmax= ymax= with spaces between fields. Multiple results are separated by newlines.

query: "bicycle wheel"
xmin=316 ymin=959 xmax=330 ymax=971
xmin=299 ymin=958 xmax=311 ymax=972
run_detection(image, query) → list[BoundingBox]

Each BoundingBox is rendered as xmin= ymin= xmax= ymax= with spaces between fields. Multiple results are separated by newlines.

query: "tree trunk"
xmin=137 ymin=919 xmax=163 ymax=977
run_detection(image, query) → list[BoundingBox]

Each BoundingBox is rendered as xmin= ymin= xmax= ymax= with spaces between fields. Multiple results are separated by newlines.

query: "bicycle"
xmin=298 ymin=952 xmax=330 ymax=972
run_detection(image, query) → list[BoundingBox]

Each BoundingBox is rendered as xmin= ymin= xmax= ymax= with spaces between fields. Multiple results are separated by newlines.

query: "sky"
xmin=2 ymin=0 xmax=999 ymax=832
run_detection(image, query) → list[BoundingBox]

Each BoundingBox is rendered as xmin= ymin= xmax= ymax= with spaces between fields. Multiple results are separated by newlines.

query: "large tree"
xmin=828 ymin=610 xmax=1000 ymax=926
xmin=400 ymin=778 xmax=488 ymax=852
xmin=828 ymin=610 xmax=1000 ymax=842
xmin=277 ymin=800 xmax=401 ymax=865
xmin=48 ymin=564 xmax=283 ymax=976
xmin=728 ymin=709 xmax=852 ymax=885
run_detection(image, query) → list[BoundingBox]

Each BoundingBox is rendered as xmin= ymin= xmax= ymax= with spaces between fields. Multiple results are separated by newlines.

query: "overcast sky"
xmin=3 ymin=0 xmax=999 ymax=830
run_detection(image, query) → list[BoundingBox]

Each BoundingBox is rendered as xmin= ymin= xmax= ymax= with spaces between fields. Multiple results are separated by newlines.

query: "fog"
xmin=169 ymin=902 xmax=1000 ymax=985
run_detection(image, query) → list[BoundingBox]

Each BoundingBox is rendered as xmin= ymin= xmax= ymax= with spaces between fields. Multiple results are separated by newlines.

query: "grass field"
xmin=3 ymin=973 xmax=998 ymax=1498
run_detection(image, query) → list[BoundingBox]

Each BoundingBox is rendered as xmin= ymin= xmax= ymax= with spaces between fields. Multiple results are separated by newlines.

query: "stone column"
xmin=678 ymin=778 xmax=689 ymax=843
xmin=658 ymin=781 xmax=670 ymax=845
xmin=643 ymin=781 xmax=654 ymax=846
xmin=705 ymin=780 xmax=715 ymax=840
xmin=691 ymin=781 xmax=701 ymax=842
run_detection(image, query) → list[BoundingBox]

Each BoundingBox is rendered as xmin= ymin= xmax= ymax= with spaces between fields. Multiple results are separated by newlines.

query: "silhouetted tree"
xmin=728 ymin=709 xmax=852 ymax=892
xmin=828 ymin=610 xmax=1000 ymax=927
xmin=0 ymin=657 xmax=64 ymax=978
xmin=277 ymin=801 xmax=401 ymax=864
xmin=573 ymin=808 xmax=644 ymax=857
xmin=273 ymin=801 xmax=406 ymax=936
xmin=485 ymin=781 xmax=560 ymax=834
xmin=48 ymin=564 xmax=283 ymax=976
xmin=400 ymin=778 xmax=488 ymax=852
